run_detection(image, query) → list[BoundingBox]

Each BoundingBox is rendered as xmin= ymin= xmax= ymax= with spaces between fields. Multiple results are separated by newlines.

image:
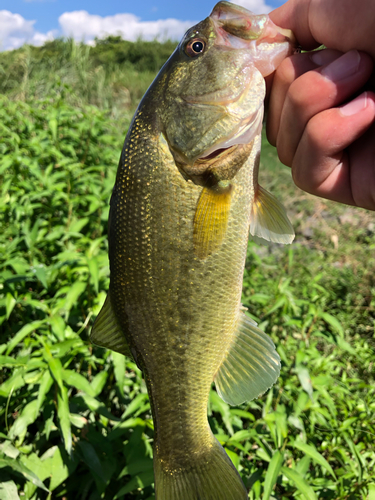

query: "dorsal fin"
xmin=214 ymin=311 xmax=280 ymax=405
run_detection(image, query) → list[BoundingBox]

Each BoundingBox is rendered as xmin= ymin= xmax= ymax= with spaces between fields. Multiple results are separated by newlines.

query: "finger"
xmin=269 ymin=0 xmax=320 ymax=50
xmin=266 ymin=49 xmax=342 ymax=146
xmin=270 ymin=0 xmax=375 ymax=60
xmin=348 ymin=122 xmax=375 ymax=208
xmin=276 ymin=50 xmax=374 ymax=167
xmin=292 ymin=91 xmax=375 ymax=209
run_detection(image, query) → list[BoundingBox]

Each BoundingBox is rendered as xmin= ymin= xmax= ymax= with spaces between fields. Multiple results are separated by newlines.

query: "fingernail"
xmin=310 ymin=49 xmax=342 ymax=66
xmin=321 ymin=50 xmax=360 ymax=81
xmin=340 ymin=92 xmax=368 ymax=116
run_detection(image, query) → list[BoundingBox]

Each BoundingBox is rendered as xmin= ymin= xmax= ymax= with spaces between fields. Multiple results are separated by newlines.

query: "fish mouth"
xmin=210 ymin=1 xmax=296 ymax=49
xmin=210 ymin=1 xmax=296 ymax=77
xmin=175 ymin=140 xmax=252 ymax=190
xmin=200 ymin=147 xmax=233 ymax=160
xmin=198 ymin=145 xmax=237 ymax=163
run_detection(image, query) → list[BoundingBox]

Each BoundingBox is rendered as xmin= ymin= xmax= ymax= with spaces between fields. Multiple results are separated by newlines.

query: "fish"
xmin=90 ymin=2 xmax=295 ymax=499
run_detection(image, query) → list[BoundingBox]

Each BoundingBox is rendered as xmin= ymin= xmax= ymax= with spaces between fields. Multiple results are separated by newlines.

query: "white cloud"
xmin=0 ymin=10 xmax=54 ymax=50
xmin=58 ymin=11 xmax=195 ymax=43
xmin=232 ymin=0 xmax=272 ymax=14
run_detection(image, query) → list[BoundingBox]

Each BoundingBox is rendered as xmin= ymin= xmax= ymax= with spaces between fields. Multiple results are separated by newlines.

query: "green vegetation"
xmin=0 ymin=36 xmax=176 ymax=115
xmin=1 ymin=39 xmax=375 ymax=500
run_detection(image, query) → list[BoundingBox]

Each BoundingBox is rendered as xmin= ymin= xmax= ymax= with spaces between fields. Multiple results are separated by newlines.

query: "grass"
xmin=0 ymin=38 xmax=374 ymax=500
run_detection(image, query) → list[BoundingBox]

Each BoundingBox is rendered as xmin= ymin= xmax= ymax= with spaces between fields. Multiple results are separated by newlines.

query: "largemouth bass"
xmin=91 ymin=2 xmax=295 ymax=499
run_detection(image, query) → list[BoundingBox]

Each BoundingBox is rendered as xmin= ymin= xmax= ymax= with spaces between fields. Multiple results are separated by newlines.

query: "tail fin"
xmin=154 ymin=436 xmax=248 ymax=500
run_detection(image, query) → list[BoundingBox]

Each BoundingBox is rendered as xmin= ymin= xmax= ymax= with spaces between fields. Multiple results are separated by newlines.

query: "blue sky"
xmin=0 ymin=0 xmax=285 ymax=51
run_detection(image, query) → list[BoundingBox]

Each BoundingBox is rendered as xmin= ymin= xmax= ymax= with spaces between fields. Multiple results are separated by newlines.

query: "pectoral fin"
xmin=193 ymin=185 xmax=232 ymax=260
xmin=250 ymin=185 xmax=294 ymax=244
xmin=90 ymin=293 xmax=133 ymax=360
xmin=214 ymin=312 xmax=280 ymax=405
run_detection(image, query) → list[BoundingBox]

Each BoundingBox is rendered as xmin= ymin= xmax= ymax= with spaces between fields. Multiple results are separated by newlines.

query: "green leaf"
xmin=0 ymin=442 xmax=19 ymax=459
xmin=49 ymin=315 xmax=66 ymax=342
xmin=49 ymin=118 xmax=58 ymax=141
xmin=5 ymin=293 xmax=16 ymax=320
xmin=36 ymin=370 xmax=54 ymax=413
xmin=320 ymin=312 xmax=344 ymax=337
xmin=343 ymin=432 xmax=363 ymax=482
xmin=90 ymin=370 xmax=108 ymax=397
xmin=68 ymin=217 xmax=89 ymax=234
xmin=6 ymin=321 xmax=45 ymax=355
xmin=44 ymin=346 xmax=64 ymax=391
xmin=87 ymin=256 xmax=99 ymax=294
xmin=123 ymin=393 xmax=149 ymax=418
xmin=0 ymin=455 xmax=49 ymax=492
xmin=293 ymin=440 xmax=336 ymax=479
xmin=21 ymin=452 xmax=51 ymax=483
xmin=263 ymin=450 xmax=283 ymax=500
xmin=0 ymin=356 xmax=26 ymax=367
xmin=61 ymin=281 xmax=86 ymax=317
xmin=49 ymin=446 xmax=70 ymax=491
xmin=75 ymin=394 xmax=120 ymax=422
xmin=9 ymin=400 xmax=39 ymax=441
xmin=295 ymin=455 xmax=311 ymax=477
xmin=57 ymin=386 xmax=72 ymax=455
xmin=69 ymin=414 xmax=88 ymax=428
xmin=295 ymin=366 xmax=313 ymax=401
xmin=112 ymin=352 xmax=126 ymax=397
xmin=0 ymin=369 xmax=27 ymax=397
xmin=336 ymin=336 xmax=356 ymax=354
xmin=35 ymin=266 xmax=48 ymax=289
xmin=0 ymin=479 xmax=20 ymax=500
xmin=62 ymin=369 xmax=95 ymax=396
xmin=114 ymin=470 xmax=154 ymax=499
xmin=281 ymin=467 xmax=317 ymax=500
xmin=77 ymin=441 xmax=106 ymax=483
xmin=368 ymin=483 xmax=375 ymax=500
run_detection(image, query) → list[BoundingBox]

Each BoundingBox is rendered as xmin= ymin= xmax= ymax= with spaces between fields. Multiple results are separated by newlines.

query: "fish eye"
xmin=185 ymin=38 xmax=206 ymax=57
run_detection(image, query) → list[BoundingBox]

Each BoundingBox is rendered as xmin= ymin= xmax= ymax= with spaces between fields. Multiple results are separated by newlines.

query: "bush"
xmin=0 ymin=52 xmax=374 ymax=499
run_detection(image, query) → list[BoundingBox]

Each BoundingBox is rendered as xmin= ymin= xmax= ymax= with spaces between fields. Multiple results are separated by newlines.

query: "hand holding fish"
xmin=266 ymin=0 xmax=375 ymax=210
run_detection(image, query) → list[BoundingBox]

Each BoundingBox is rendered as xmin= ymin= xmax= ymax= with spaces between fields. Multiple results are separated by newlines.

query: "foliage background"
xmin=0 ymin=38 xmax=375 ymax=500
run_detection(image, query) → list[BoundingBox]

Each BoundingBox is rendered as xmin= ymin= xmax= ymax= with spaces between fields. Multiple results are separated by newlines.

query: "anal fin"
xmin=90 ymin=292 xmax=133 ymax=360
xmin=214 ymin=311 xmax=280 ymax=405
xmin=250 ymin=185 xmax=294 ymax=245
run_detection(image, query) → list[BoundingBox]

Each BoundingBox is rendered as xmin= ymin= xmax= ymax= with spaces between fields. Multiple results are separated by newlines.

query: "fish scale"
xmin=91 ymin=3 xmax=295 ymax=498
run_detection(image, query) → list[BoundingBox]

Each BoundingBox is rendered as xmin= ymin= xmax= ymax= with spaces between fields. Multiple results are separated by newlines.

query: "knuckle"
xmin=288 ymin=71 xmax=329 ymax=112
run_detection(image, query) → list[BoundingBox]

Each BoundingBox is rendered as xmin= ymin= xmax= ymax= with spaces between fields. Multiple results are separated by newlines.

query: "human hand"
xmin=266 ymin=0 xmax=375 ymax=210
